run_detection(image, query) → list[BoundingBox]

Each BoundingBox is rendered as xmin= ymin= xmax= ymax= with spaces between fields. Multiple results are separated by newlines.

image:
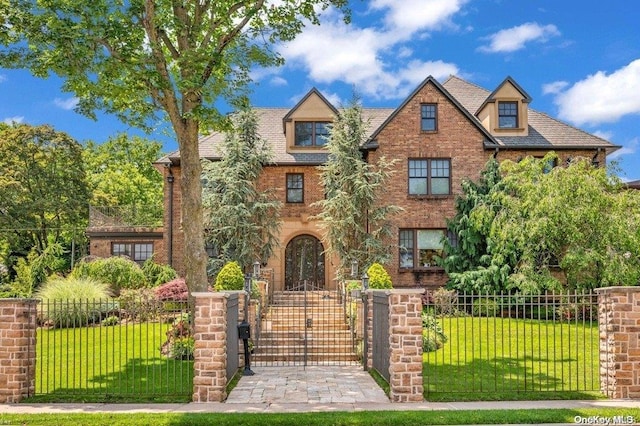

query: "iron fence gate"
xmin=252 ymin=281 xmax=360 ymax=366
xmin=372 ymin=292 xmax=390 ymax=381
xmin=32 ymin=297 xmax=193 ymax=402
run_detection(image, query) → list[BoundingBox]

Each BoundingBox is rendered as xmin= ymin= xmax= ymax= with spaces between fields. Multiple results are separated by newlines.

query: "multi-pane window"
xmin=286 ymin=173 xmax=304 ymax=203
xmin=112 ymin=242 xmax=153 ymax=263
xmin=408 ymin=159 xmax=451 ymax=195
xmin=294 ymin=121 xmax=330 ymax=146
xmin=498 ymin=101 xmax=518 ymax=128
xmin=399 ymin=229 xmax=451 ymax=269
xmin=420 ymin=104 xmax=437 ymax=131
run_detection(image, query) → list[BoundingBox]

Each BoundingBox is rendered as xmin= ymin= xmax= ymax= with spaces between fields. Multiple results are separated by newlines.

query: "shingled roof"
xmin=157 ymin=75 xmax=618 ymax=165
xmin=442 ymin=76 xmax=619 ymax=153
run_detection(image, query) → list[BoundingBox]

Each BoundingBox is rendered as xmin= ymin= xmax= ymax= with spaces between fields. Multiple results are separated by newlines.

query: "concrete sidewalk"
xmin=0 ymin=399 xmax=639 ymax=414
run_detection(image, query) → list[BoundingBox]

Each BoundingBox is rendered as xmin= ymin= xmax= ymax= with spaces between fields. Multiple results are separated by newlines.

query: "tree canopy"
xmin=445 ymin=154 xmax=640 ymax=293
xmin=0 ymin=124 xmax=89 ymax=274
xmin=201 ymin=108 xmax=281 ymax=275
xmin=313 ymin=98 xmax=401 ymax=279
xmin=0 ymin=0 xmax=349 ymax=292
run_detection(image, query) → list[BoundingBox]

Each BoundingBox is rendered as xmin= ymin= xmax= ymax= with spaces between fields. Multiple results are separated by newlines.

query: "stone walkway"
xmin=225 ymin=366 xmax=389 ymax=404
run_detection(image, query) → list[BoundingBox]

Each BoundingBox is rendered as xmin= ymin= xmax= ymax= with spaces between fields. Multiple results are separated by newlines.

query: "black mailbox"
xmin=238 ymin=322 xmax=251 ymax=340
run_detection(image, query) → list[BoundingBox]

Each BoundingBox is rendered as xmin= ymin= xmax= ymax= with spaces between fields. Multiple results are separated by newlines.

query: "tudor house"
xmin=87 ymin=75 xmax=618 ymax=290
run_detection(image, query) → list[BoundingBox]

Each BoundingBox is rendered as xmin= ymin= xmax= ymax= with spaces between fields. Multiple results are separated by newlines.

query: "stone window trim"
xmin=293 ymin=121 xmax=331 ymax=147
xmin=111 ymin=242 xmax=154 ymax=264
xmin=398 ymin=228 xmax=452 ymax=272
xmin=286 ymin=173 xmax=304 ymax=204
xmin=420 ymin=103 xmax=438 ymax=132
xmin=407 ymin=158 xmax=451 ymax=196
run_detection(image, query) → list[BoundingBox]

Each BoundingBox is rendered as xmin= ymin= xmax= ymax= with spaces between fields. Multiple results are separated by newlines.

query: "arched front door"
xmin=284 ymin=235 xmax=325 ymax=290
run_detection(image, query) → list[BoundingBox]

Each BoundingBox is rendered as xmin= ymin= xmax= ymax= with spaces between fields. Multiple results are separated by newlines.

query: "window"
xmin=408 ymin=159 xmax=450 ymax=195
xmin=420 ymin=104 xmax=437 ymax=131
xmin=286 ymin=173 xmax=304 ymax=203
xmin=294 ymin=121 xmax=330 ymax=146
xmin=112 ymin=242 xmax=153 ymax=263
xmin=498 ymin=101 xmax=518 ymax=128
xmin=205 ymin=241 xmax=218 ymax=258
xmin=399 ymin=229 xmax=451 ymax=269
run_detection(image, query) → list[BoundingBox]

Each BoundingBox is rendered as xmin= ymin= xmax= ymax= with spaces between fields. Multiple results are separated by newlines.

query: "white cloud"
xmin=279 ymin=4 xmax=461 ymax=100
xmin=542 ymin=80 xmax=568 ymax=95
xmin=592 ymin=130 xmax=614 ymax=141
xmin=608 ymin=137 xmax=638 ymax=161
xmin=553 ymin=59 xmax=640 ymax=125
xmin=478 ymin=22 xmax=560 ymax=53
xmin=3 ymin=116 xmax=24 ymax=124
xmin=54 ymin=97 xmax=79 ymax=110
xmin=0 ymin=74 xmax=6 ymax=83
xmin=270 ymin=76 xmax=288 ymax=87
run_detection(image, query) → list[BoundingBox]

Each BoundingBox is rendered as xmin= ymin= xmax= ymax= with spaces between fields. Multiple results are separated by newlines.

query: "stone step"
xmin=251 ymin=353 xmax=360 ymax=363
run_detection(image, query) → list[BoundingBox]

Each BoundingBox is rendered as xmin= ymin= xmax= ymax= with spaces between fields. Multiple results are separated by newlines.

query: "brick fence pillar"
xmin=192 ymin=292 xmax=230 ymax=402
xmin=595 ymin=286 xmax=640 ymax=399
xmin=0 ymin=299 xmax=38 ymax=403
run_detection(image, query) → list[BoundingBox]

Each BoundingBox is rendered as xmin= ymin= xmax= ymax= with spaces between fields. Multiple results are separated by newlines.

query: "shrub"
xmin=161 ymin=313 xmax=194 ymax=360
xmin=154 ymin=278 xmax=188 ymax=301
xmin=101 ymin=315 xmax=120 ymax=326
xmin=367 ymin=263 xmax=392 ymax=289
xmin=555 ymin=301 xmax=598 ymax=322
xmin=36 ymin=277 xmax=114 ymax=328
xmin=472 ymin=298 xmax=500 ymax=317
xmin=142 ymin=258 xmax=177 ymax=287
xmin=118 ymin=288 xmax=160 ymax=321
xmin=422 ymin=312 xmax=447 ymax=352
xmin=429 ymin=288 xmax=459 ymax=316
xmin=71 ymin=256 xmax=147 ymax=295
xmin=214 ymin=261 xmax=244 ymax=291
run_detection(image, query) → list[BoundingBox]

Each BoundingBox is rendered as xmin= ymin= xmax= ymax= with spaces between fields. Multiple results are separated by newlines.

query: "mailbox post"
xmin=239 ymin=273 xmax=254 ymax=376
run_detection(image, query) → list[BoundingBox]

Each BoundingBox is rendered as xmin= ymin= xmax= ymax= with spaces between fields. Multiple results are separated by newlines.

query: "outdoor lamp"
xmin=244 ymin=273 xmax=252 ymax=295
xmin=351 ymin=260 xmax=358 ymax=278
xmin=361 ymin=273 xmax=369 ymax=290
xmin=253 ymin=261 xmax=261 ymax=278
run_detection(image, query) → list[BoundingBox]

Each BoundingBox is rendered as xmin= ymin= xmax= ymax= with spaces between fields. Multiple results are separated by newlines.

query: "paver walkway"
xmin=225 ymin=366 xmax=389 ymax=404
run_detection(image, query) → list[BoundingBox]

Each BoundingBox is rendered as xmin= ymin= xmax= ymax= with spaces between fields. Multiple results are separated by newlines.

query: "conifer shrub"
xmin=214 ymin=261 xmax=244 ymax=291
xmin=142 ymin=258 xmax=177 ymax=287
xmin=367 ymin=263 xmax=393 ymax=289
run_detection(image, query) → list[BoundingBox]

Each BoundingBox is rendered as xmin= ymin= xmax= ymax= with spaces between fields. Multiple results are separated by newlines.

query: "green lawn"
xmin=29 ymin=322 xmax=193 ymax=402
xmin=424 ymin=316 xmax=600 ymax=401
xmin=2 ymin=408 xmax=639 ymax=426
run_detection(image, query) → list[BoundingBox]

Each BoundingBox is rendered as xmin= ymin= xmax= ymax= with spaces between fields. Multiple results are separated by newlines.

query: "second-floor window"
xmin=408 ymin=159 xmax=451 ymax=196
xmin=112 ymin=242 xmax=153 ymax=264
xmin=294 ymin=121 xmax=330 ymax=146
xmin=420 ymin=104 xmax=437 ymax=131
xmin=286 ymin=173 xmax=304 ymax=203
xmin=498 ymin=101 xmax=518 ymax=128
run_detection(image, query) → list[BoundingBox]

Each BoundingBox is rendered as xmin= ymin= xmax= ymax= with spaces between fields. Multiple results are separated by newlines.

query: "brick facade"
xmin=0 ymin=299 xmax=37 ymax=403
xmin=595 ymin=286 xmax=640 ymax=399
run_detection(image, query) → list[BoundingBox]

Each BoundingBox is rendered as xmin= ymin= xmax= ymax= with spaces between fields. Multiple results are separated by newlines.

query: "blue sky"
xmin=1 ymin=0 xmax=639 ymax=181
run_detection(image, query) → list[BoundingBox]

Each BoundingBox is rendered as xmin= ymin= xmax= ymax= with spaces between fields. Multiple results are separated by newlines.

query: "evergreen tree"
xmin=313 ymin=98 xmax=401 ymax=279
xmin=202 ymin=109 xmax=281 ymax=276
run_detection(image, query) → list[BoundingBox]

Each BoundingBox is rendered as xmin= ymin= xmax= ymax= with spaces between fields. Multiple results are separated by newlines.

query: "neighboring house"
xmin=89 ymin=75 xmax=618 ymax=290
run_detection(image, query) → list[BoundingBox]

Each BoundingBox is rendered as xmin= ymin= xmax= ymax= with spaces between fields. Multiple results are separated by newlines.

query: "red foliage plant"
xmin=154 ymin=278 xmax=188 ymax=301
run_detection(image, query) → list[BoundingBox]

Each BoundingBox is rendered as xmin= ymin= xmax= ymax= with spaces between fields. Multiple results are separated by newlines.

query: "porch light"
xmin=361 ymin=273 xmax=369 ymax=290
xmin=351 ymin=259 xmax=359 ymax=278
xmin=253 ymin=261 xmax=261 ymax=278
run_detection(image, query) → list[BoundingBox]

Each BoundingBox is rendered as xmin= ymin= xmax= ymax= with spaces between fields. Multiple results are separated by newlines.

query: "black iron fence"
xmin=422 ymin=290 xmax=600 ymax=398
xmin=31 ymin=297 xmax=193 ymax=402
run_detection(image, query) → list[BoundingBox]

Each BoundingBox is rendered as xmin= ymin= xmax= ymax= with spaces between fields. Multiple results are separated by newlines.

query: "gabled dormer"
xmin=283 ymin=88 xmax=338 ymax=152
xmin=475 ymin=76 xmax=532 ymax=137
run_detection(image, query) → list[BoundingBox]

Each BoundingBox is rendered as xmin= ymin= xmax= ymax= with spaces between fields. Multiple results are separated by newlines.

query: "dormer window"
xmin=498 ymin=101 xmax=518 ymax=128
xmin=294 ymin=121 xmax=330 ymax=146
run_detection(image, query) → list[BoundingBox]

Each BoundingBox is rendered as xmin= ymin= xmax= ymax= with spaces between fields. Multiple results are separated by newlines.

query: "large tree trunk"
xmin=175 ymin=121 xmax=208 ymax=294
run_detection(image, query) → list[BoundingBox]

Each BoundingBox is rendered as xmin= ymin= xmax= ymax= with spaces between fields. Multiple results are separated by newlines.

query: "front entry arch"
xmin=284 ymin=234 xmax=325 ymax=291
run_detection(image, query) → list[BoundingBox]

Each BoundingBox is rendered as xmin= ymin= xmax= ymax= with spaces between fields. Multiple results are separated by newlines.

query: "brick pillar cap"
xmin=0 ymin=298 xmax=39 ymax=304
xmin=191 ymin=291 xmax=244 ymax=299
xmin=595 ymin=286 xmax=640 ymax=294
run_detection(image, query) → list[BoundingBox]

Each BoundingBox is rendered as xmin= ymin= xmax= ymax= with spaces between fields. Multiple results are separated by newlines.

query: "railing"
xmin=31 ymin=297 xmax=193 ymax=402
xmin=422 ymin=290 xmax=600 ymax=398
xmin=89 ymin=205 xmax=163 ymax=227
